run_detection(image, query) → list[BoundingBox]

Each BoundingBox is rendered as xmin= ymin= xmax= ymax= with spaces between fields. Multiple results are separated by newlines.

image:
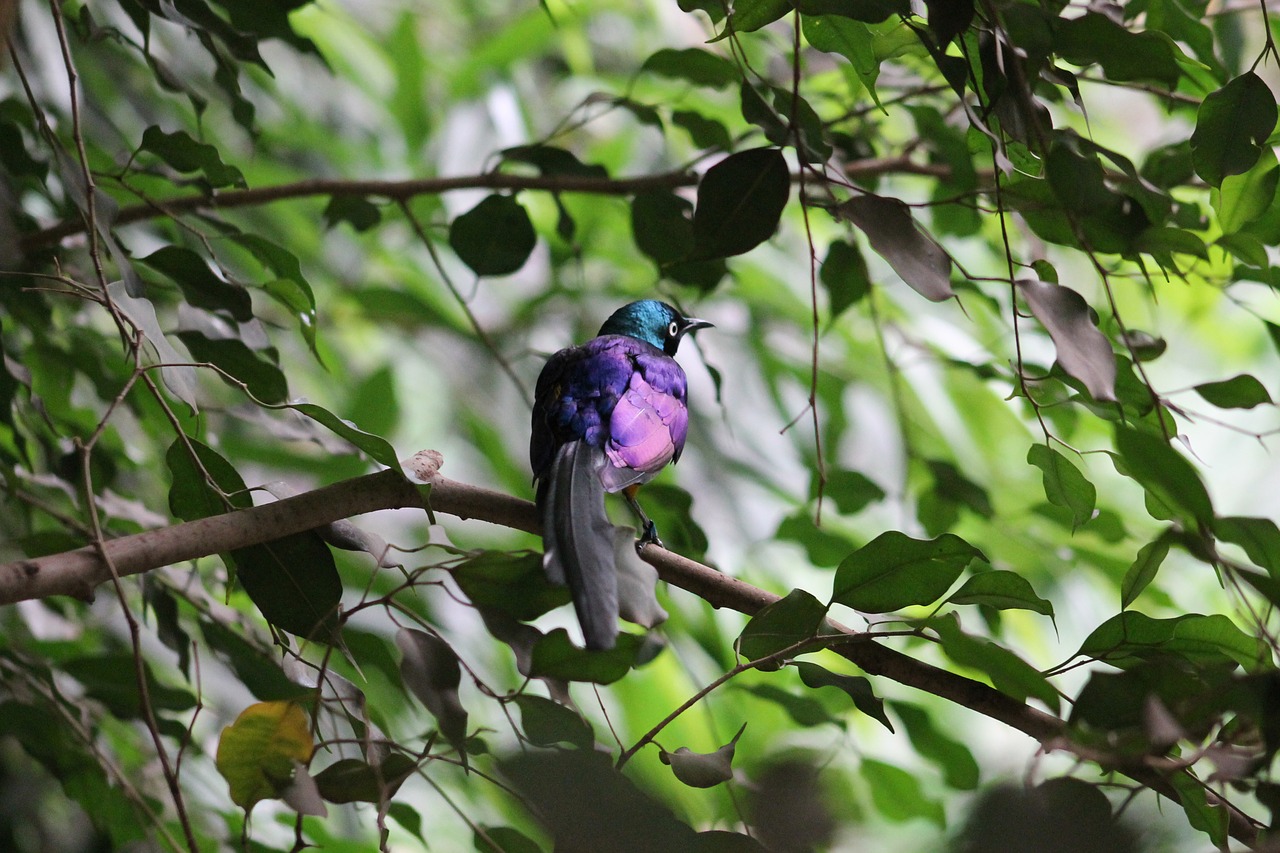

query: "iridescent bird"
xmin=530 ymin=300 xmax=712 ymax=649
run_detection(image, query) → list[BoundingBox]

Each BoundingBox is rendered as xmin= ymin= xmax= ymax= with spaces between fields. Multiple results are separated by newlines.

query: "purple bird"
xmin=531 ymin=300 xmax=712 ymax=649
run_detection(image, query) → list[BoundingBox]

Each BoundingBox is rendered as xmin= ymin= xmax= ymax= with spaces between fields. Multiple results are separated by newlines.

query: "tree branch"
xmin=19 ymin=157 xmax=949 ymax=253
xmin=0 ymin=451 xmax=1258 ymax=846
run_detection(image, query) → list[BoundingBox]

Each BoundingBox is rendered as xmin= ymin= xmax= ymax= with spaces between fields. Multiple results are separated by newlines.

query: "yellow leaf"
xmin=216 ymin=700 xmax=314 ymax=811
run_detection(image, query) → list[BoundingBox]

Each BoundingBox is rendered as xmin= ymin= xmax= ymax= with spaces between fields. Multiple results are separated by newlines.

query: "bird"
xmin=530 ymin=300 xmax=712 ymax=650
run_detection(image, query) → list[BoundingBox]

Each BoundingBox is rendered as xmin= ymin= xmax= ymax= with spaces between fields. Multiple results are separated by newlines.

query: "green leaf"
xmin=229 ymin=531 xmax=342 ymax=641
xmin=514 ymin=694 xmax=594 ymax=749
xmin=737 ymin=589 xmax=829 ymax=663
xmin=166 ymin=436 xmax=251 ymax=521
xmin=1169 ymin=767 xmax=1230 ymax=846
xmin=1120 ymin=529 xmax=1174 ymax=608
xmin=640 ymin=48 xmax=738 ymax=89
xmin=931 ymin=613 xmax=1061 ymax=711
xmin=528 ymin=629 xmax=644 ymax=684
xmin=632 ymin=190 xmax=695 ymax=266
xmin=176 ymin=331 xmax=288 ymax=405
xmin=289 ymin=402 xmax=401 ymax=470
xmin=1191 ymin=71 xmax=1279 ymax=187
xmin=199 ymin=619 xmax=312 ymax=702
xmin=892 ymin=702 xmax=980 ymax=790
xmin=1027 ymin=444 xmax=1096 ymax=530
xmin=139 ymin=246 xmax=252 ymax=321
xmin=1079 ymin=611 xmax=1264 ymax=670
xmin=842 ymin=195 xmax=953 ymax=302
xmin=1053 ymin=12 xmax=1182 ymax=90
xmin=1112 ymin=427 xmax=1214 ymax=527
xmin=448 ymin=194 xmax=538 ymax=276
xmin=396 ymin=628 xmax=469 ymax=749
xmin=502 ymin=144 xmax=608 ymax=178
xmin=1017 ymin=280 xmax=1117 ymax=402
xmin=453 ymin=551 xmax=569 ymax=621
xmin=948 ymin=571 xmax=1054 ymax=617
xmin=323 ymin=195 xmax=382 ymax=232
xmin=1214 ymin=516 xmax=1280 ymax=575
xmin=819 ymin=240 xmax=872 ymax=317
xmin=671 ymin=109 xmax=732 ymax=150
xmin=832 ymin=532 xmax=984 ymax=612
xmin=1193 ymin=373 xmax=1273 ymax=409
xmin=63 ymin=654 xmax=196 ymax=719
xmin=139 ymin=126 xmax=246 ymax=188
xmin=775 ymin=512 xmax=858 ymax=567
xmin=861 ymin=758 xmax=945 ymax=825
xmin=690 ymin=148 xmax=790 ymax=260
xmin=737 ymin=683 xmax=841 ymax=727
xmin=313 ymin=755 xmax=416 ymax=804
xmin=714 ymin=0 xmax=790 ymax=38
xmin=225 ymin=233 xmax=319 ymax=355
xmin=793 ymin=661 xmax=893 ymax=730
xmin=1215 ymin=148 xmax=1279 ymax=234
xmin=816 ymin=467 xmax=883 ymax=515
xmin=793 ymin=0 xmax=904 ymax=24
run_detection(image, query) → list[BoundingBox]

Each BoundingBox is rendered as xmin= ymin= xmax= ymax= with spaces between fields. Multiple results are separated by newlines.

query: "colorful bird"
xmin=530 ymin=300 xmax=712 ymax=650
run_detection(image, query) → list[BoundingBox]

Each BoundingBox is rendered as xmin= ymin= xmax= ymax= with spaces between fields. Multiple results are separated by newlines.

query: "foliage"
xmin=1 ymin=0 xmax=1280 ymax=850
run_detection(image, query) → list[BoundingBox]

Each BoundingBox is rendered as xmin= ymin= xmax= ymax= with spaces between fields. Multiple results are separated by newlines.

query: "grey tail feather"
xmin=539 ymin=440 xmax=619 ymax=650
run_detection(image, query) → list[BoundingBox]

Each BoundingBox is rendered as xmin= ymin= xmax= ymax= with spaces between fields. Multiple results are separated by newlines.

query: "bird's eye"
xmin=668 ymin=320 xmax=679 ymax=337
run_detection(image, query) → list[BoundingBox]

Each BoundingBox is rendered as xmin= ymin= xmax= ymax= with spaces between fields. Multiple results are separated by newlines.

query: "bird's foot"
xmin=636 ymin=520 xmax=665 ymax=550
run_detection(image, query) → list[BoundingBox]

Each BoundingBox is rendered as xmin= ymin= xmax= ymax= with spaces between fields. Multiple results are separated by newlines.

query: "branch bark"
xmin=19 ymin=157 xmax=951 ymax=253
xmin=0 ymin=452 xmax=1259 ymax=846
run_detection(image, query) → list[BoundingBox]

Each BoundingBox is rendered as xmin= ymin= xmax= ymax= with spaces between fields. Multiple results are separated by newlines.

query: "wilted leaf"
xmin=216 ymin=701 xmax=314 ymax=811
xmin=659 ymin=722 xmax=746 ymax=788
xmin=1017 ymin=279 xmax=1117 ymax=401
xmin=842 ymin=195 xmax=953 ymax=301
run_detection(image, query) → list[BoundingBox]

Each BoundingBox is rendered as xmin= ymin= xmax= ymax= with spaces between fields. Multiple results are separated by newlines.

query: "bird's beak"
xmin=682 ymin=317 xmax=714 ymax=334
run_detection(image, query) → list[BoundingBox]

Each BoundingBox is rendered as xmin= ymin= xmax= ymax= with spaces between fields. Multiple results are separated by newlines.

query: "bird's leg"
xmin=623 ymin=485 xmax=663 ymax=548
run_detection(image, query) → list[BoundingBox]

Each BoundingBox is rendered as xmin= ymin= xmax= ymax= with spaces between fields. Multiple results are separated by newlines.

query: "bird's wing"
xmin=599 ymin=350 xmax=689 ymax=493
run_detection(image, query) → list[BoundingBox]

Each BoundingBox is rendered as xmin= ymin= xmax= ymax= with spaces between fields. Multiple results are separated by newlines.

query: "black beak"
xmin=681 ymin=317 xmax=714 ymax=334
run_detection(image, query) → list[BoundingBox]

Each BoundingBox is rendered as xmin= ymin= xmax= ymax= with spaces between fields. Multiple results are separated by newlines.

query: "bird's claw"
xmin=636 ymin=520 xmax=664 ymax=550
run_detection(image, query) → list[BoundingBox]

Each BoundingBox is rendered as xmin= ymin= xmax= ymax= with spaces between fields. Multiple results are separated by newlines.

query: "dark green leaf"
xmin=1214 ymin=516 xmax=1280 ymax=575
xmin=713 ymin=0 xmax=790 ymax=38
xmin=949 ymin=571 xmax=1054 ymax=617
xmin=1216 ymin=149 xmax=1279 ymax=234
xmin=166 ymin=436 xmax=251 ymax=521
xmin=637 ymin=484 xmax=709 ymax=563
xmin=453 ymin=551 xmax=569 ymax=621
xmin=632 ymin=190 xmax=695 ymax=265
xmin=199 ymin=619 xmax=312 ymax=702
xmin=819 ymin=240 xmax=872 ymax=317
xmin=1027 ymin=444 xmax=1096 ymax=530
xmin=931 ymin=614 xmax=1061 ymax=711
xmin=832 ymin=532 xmax=984 ymax=612
xmin=775 ymin=512 xmax=858 ymax=567
xmin=176 ymin=330 xmax=288 ymax=404
xmin=139 ymin=126 xmax=246 ymax=188
xmin=528 ymin=629 xmax=644 ymax=683
xmin=1120 ymin=530 xmax=1174 ymax=609
xmin=802 ymin=15 xmax=881 ymax=104
xmin=1194 ymin=373 xmax=1273 ymax=409
xmin=290 ymin=402 xmax=401 ymax=470
xmin=1079 ymin=611 xmax=1263 ymax=669
xmin=892 ymin=702 xmax=980 ymax=790
xmin=229 ymin=531 xmax=342 ymax=640
xmin=473 ymin=826 xmax=542 ymax=853
xmin=448 ymin=194 xmax=538 ymax=276
xmin=323 ymin=195 xmax=382 ymax=232
xmin=1190 ymin=71 xmax=1278 ymax=187
xmin=502 ymin=145 xmax=608 ymax=178
xmin=63 ymin=654 xmax=196 ymax=719
xmin=640 ymin=48 xmax=738 ymax=89
xmin=139 ymin=246 xmax=252 ymax=321
xmin=737 ymin=589 xmax=829 ymax=663
xmin=792 ymin=0 xmax=904 ymax=24
xmin=1053 ymin=12 xmax=1182 ymax=90
xmin=514 ymin=694 xmax=594 ymax=749
xmin=397 ymin=628 xmax=468 ymax=749
xmin=672 ymin=110 xmax=732 ymax=150
xmin=842 ymin=195 xmax=953 ymax=302
xmin=737 ymin=683 xmax=841 ymax=727
xmin=314 ymin=754 xmax=416 ymax=804
xmin=793 ymin=661 xmax=893 ymax=730
xmin=861 ymin=758 xmax=945 ymax=825
xmin=691 ymin=148 xmax=790 ymax=260
xmin=1017 ymin=280 xmax=1117 ymax=402
xmin=1112 ymin=427 xmax=1214 ymax=527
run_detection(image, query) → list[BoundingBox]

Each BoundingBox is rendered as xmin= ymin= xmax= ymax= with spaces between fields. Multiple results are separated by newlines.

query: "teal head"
xmin=598 ymin=300 xmax=713 ymax=356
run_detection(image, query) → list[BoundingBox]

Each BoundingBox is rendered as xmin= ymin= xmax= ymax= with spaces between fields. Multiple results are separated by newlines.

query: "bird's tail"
xmin=538 ymin=440 xmax=619 ymax=650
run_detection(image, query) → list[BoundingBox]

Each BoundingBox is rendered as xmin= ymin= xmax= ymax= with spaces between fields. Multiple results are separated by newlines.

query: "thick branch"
xmin=20 ymin=157 xmax=949 ymax=253
xmin=0 ymin=455 xmax=1258 ymax=845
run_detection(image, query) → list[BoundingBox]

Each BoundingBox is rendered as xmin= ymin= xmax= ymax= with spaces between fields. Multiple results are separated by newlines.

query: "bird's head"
xmin=598 ymin=299 xmax=713 ymax=356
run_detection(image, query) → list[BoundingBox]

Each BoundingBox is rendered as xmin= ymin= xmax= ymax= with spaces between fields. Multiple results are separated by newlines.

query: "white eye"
xmin=668 ymin=320 xmax=680 ymax=337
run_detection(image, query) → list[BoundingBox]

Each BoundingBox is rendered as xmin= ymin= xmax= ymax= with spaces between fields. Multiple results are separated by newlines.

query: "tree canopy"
xmin=2 ymin=0 xmax=1280 ymax=850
